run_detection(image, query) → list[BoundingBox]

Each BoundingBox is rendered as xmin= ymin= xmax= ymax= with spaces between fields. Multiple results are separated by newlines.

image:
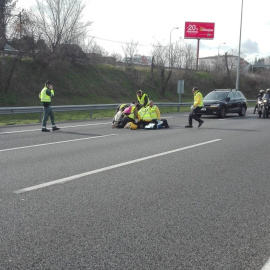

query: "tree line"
xmin=0 ymin=0 xmax=269 ymax=97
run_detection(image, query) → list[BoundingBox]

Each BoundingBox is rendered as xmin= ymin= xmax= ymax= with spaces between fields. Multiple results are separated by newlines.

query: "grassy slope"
xmin=0 ymin=57 xmax=260 ymax=126
xmin=0 ymin=58 xmax=185 ymax=107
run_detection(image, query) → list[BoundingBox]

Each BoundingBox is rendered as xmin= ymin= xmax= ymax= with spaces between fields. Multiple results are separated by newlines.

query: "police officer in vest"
xmin=136 ymin=90 xmax=150 ymax=109
xmin=39 ymin=80 xmax=60 ymax=132
xmin=185 ymin=87 xmax=204 ymax=128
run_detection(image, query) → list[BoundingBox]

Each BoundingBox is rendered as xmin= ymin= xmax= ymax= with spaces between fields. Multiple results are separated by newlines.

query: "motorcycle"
xmin=255 ymin=96 xmax=263 ymax=117
xmin=261 ymin=93 xmax=270 ymax=119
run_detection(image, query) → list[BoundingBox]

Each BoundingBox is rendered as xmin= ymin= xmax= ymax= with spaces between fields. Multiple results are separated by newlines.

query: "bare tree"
xmin=8 ymin=9 xmax=35 ymax=40
xmin=151 ymin=42 xmax=172 ymax=96
xmin=122 ymin=40 xmax=138 ymax=68
xmin=31 ymin=0 xmax=91 ymax=57
xmin=0 ymin=0 xmax=17 ymax=49
xmin=111 ymin=52 xmax=122 ymax=62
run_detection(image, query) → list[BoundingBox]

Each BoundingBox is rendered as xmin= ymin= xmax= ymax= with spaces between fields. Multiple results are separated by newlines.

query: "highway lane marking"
xmin=0 ymin=134 xmax=117 ymax=152
xmin=262 ymin=258 xmax=270 ymax=270
xmin=0 ymin=122 xmax=112 ymax=135
xmin=14 ymin=139 xmax=221 ymax=194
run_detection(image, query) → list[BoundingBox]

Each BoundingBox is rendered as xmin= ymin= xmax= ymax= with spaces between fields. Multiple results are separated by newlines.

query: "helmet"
xmin=259 ymin=89 xmax=264 ymax=94
xmin=266 ymin=89 xmax=270 ymax=93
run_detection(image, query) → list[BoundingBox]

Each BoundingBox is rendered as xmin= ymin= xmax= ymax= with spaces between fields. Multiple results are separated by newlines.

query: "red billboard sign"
xmin=184 ymin=22 xmax=215 ymax=39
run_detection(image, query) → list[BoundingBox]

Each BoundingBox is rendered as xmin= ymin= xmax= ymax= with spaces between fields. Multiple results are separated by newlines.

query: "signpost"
xmin=177 ymin=80 xmax=184 ymax=111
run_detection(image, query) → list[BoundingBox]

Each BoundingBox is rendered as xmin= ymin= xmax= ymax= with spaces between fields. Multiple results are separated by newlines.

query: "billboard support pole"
xmin=196 ymin=39 xmax=200 ymax=70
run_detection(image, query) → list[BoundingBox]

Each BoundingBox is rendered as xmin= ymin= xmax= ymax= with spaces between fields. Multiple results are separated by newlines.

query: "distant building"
xmin=199 ymin=55 xmax=249 ymax=72
xmin=124 ymin=54 xmax=152 ymax=66
xmin=86 ymin=53 xmax=103 ymax=62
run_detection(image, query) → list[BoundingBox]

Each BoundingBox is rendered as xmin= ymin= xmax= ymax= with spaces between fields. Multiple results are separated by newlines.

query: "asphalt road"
xmin=1 ymin=109 xmax=270 ymax=270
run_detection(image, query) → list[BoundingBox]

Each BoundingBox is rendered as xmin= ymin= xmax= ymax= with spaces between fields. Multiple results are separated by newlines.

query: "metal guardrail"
xmin=0 ymin=101 xmax=257 ymax=121
xmin=0 ymin=102 xmax=192 ymax=114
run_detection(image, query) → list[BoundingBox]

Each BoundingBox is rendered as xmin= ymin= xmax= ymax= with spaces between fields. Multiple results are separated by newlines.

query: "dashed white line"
xmin=0 ymin=134 xmax=117 ymax=152
xmin=14 ymin=139 xmax=221 ymax=194
xmin=261 ymin=259 xmax=270 ymax=270
xmin=0 ymin=122 xmax=111 ymax=135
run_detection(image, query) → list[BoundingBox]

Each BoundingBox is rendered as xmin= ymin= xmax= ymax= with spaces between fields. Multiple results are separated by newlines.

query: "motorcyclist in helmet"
xmin=254 ymin=89 xmax=265 ymax=114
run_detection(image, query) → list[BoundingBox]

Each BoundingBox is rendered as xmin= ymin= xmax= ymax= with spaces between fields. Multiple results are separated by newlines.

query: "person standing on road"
xmin=136 ymin=90 xmax=149 ymax=109
xmin=39 ymin=80 xmax=60 ymax=132
xmin=185 ymin=87 xmax=204 ymax=128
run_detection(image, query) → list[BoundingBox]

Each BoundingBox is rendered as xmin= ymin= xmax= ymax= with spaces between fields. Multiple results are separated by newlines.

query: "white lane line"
xmin=0 ymin=134 xmax=117 ymax=152
xmin=14 ymin=139 xmax=221 ymax=194
xmin=261 ymin=259 xmax=270 ymax=270
xmin=0 ymin=122 xmax=111 ymax=135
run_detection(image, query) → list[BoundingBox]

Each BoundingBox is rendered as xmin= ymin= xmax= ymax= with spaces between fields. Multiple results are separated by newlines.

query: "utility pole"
xmin=18 ymin=9 xmax=24 ymax=39
xmin=236 ymin=0 xmax=243 ymax=90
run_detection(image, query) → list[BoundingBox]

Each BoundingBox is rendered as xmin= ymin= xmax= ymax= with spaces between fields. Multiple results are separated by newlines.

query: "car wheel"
xmin=218 ymin=107 xmax=226 ymax=118
xmin=239 ymin=106 xmax=246 ymax=116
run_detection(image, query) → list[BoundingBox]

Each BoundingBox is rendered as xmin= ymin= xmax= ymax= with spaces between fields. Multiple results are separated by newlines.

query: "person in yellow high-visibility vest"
xmin=136 ymin=90 xmax=149 ymax=109
xmin=136 ymin=101 xmax=169 ymax=129
xmin=185 ymin=87 xmax=204 ymax=128
xmin=39 ymin=80 xmax=60 ymax=132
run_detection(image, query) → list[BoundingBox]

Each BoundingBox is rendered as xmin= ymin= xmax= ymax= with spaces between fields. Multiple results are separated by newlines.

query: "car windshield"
xmin=204 ymin=91 xmax=228 ymax=101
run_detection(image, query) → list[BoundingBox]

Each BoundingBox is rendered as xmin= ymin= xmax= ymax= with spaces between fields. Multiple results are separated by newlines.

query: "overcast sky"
xmin=18 ymin=0 xmax=270 ymax=62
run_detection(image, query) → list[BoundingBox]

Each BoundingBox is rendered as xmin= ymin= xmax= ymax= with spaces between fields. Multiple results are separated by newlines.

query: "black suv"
xmin=198 ymin=89 xmax=247 ymax=118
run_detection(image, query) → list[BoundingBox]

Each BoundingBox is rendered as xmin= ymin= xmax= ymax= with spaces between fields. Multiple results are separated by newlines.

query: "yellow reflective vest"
xmin=141 ymin=107 xmax=152 ymax=121
xmin=148 ymin=105 xmax=160 ymax=120
xmin=127 ymin=105 xmax=136 ymax=120
xmin=193 ymin=91 xmax=204 ymax=107
xmin=39 ymin=87 xmax=53 ymax=103
xmin=137 ymin=93 xmax=149 ymax=107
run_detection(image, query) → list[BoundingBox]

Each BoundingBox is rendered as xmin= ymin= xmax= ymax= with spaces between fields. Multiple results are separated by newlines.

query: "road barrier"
xmin=0 ymin=101 xmax=256 ymax=122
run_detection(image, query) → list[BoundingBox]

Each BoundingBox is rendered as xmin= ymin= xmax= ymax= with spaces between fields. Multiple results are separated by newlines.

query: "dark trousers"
xmin=188 ymin=107 xmax=202 ymax=125
xmin=117 ymin=116 xmax=135 ymax=128
xmin=42 ymin=105 xmax=55 ymax=127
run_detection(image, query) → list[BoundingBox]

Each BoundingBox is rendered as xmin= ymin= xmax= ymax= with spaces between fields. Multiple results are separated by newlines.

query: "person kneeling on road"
xmin=112 ymin=103 xmax=138 ymax=128
xmin=136 ymin=100 xmax=169 ymax=129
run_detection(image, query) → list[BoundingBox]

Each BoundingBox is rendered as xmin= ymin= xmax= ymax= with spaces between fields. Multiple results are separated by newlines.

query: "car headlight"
xmin=264 ymin=100 xmax=268 ymax=102
xmin=210 ymin=104 xmax=220 ymax=108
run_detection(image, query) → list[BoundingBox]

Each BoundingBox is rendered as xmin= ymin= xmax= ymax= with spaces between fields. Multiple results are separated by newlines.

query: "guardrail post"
xmin=90 ymin=109 xmax=93 ymax=118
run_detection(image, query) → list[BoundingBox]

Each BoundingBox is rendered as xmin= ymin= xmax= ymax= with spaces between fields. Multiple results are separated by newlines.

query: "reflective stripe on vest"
xmin=141 ymin=107 xmax=151 ymax=121
xmin=40 ymin=87 xmax=51 ymax=103
xmin=138 ymin=107 xmax=146 ymax=120
xmin=137 ymin=93 xmax=149 ymax=107
xmin=128 ymin=106 xmax=136 ymax=120
xmin=149 ymin=105 xmax=158 ymax=119
xmin=194 ymin=91 xmax=204 ymax=107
